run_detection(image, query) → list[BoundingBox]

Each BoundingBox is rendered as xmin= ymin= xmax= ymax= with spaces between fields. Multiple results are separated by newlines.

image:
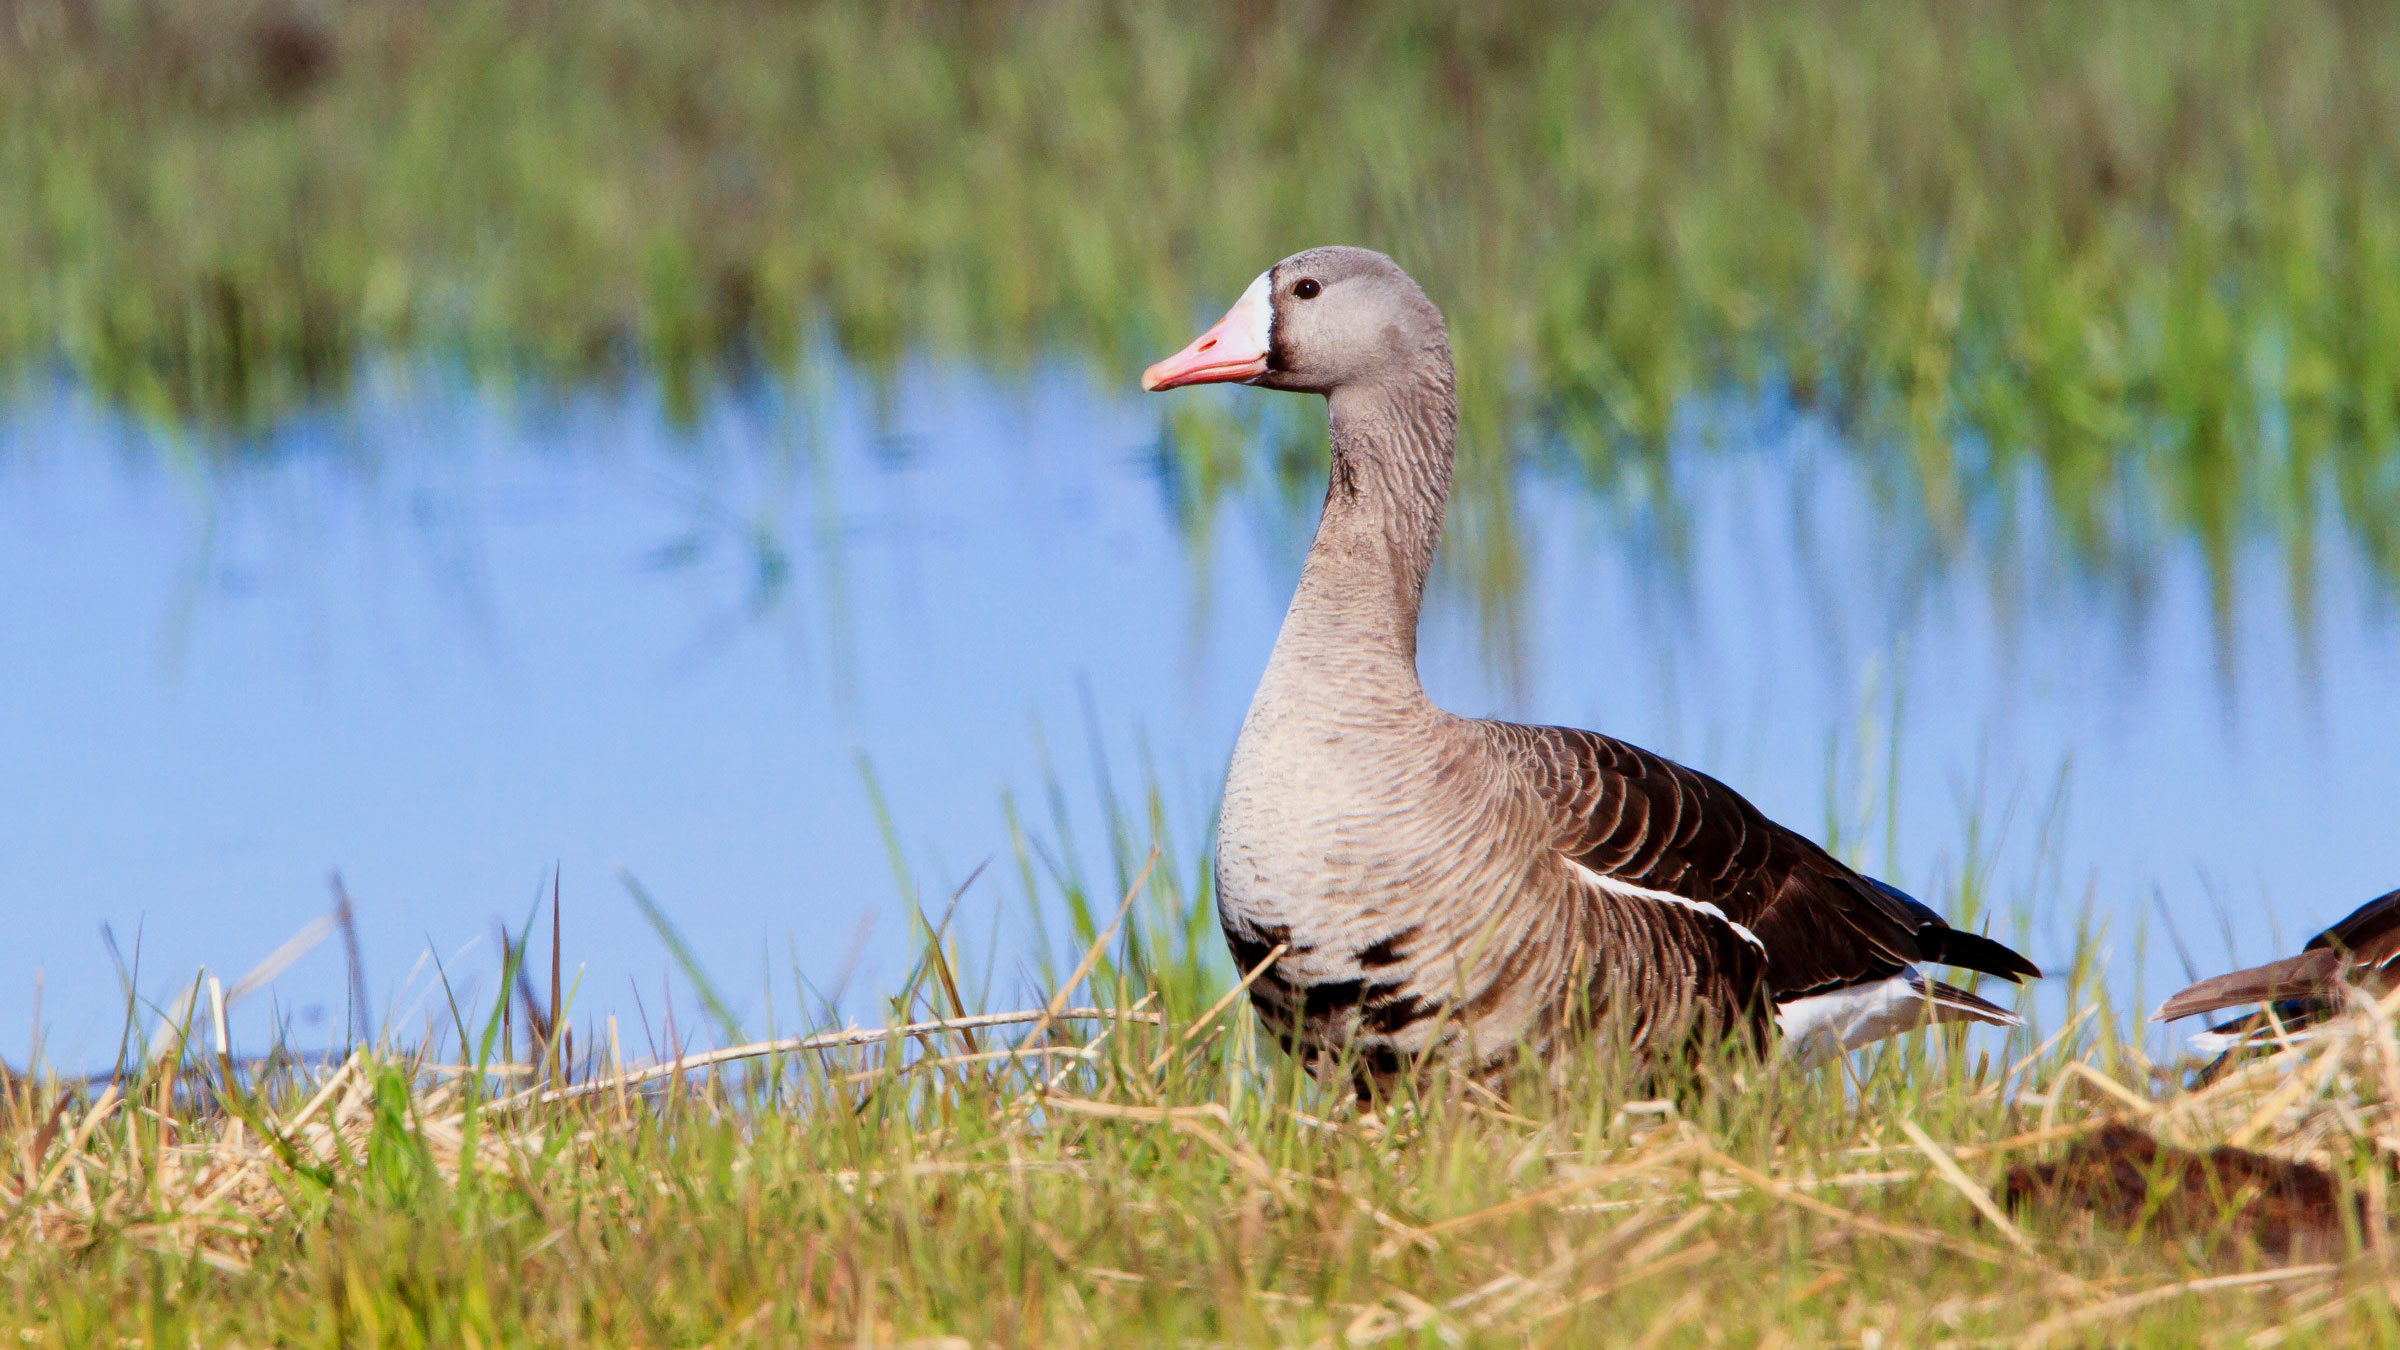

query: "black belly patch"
xmin=1355 ymin=925 xmax=1422 ymax=969
xmin=1361 ymin=988 xmax=1440 ymax=1035
xmin=1225 ymin=921 xmax=1303 ymax=976
xmin=1298 ymin=977 xmax=1368 ymax=1012
xmin=1221 ymin=922 xmax=1438 ymax=1045
xmin=1271 ymin=972 xmax=1439 ymax=1039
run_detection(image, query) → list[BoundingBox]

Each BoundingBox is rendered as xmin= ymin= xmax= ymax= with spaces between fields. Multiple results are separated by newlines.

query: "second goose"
xmin=2155 ymin=886 xmax=2400 ymax=1053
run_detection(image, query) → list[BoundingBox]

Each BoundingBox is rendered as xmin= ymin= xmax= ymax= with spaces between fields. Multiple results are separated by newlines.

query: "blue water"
xmin=4 ymin=363 xmax=2397 ymax=1072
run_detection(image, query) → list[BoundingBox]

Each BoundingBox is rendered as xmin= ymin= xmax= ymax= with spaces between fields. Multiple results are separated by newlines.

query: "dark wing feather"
xmin=1914 ymin=926 xmax=2045 ymax=983
xmin=1751 ymin=849 xmax=1931 ymax=996
xmin=1923 ymin=978 xmax=2024 ymax=1026
xmin=2308 ymin=887 xmax=2400 ymax=954
xmin=1499 ymin=722 xmax=2040 ymax=1000
xmin=1854 ymin=876 xmax=2037 ymax=979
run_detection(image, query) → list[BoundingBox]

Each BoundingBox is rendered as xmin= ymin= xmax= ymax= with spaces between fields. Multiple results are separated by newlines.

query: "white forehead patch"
xmin=1236 ymin=270 xmax=1273 ymax=353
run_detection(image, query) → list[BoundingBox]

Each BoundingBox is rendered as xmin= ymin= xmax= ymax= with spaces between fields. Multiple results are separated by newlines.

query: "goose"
xmin=1141 ymin=246 xmax=2039 ymax=1084
xmin=2154 ymin=886 xmax=2400 ymax=1054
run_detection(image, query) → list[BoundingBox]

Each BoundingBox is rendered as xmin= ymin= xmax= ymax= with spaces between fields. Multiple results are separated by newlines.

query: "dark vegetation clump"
xmin=248 ymin=9 xmax=336 ymax=106
xmin=2004 ymin=1120 xmax=2359 ymax=1261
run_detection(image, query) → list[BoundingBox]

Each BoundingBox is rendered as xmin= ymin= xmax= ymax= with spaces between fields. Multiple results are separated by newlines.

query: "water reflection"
xmin=3 ymin=365 xmax=2395 ymax=1071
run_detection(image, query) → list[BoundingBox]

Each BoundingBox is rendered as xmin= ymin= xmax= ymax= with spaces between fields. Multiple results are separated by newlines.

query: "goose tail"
xmin=1918 ymin=927 xmax=2043 ymax=983
xmin=1776 ymin=969 xmax=2022 ymax=1068
xmin=1920 ymin=978 xmax=2025 ymax=1028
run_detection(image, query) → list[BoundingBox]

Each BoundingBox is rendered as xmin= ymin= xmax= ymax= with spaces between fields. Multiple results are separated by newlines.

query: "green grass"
xmin=7 ymin=0 xmax=2400 ymax=624
xmin=4 ymin=848 xmax=2395 ymax=1347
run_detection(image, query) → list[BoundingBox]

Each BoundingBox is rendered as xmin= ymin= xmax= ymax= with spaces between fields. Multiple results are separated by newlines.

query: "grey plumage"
xmin=1154 ymin=246 xmax=2038 ymax=1085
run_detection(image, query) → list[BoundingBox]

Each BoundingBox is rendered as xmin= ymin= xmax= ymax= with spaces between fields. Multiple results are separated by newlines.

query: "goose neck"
xmin=1267 ymin=372 xmax=1458 ymax=696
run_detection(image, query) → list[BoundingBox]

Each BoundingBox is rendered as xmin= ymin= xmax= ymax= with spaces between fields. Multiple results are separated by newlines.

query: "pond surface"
xmin=5 ymin=364 xmax=2397 ymax=1071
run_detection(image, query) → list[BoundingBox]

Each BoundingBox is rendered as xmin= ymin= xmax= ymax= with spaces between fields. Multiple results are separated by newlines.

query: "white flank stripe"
xmin=1567 ymin=859 xmax=1765 ymax=953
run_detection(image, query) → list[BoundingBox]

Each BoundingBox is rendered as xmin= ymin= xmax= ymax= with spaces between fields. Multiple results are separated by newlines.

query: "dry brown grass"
xmin=9 ymin=933 xmax=2400 ymax=1344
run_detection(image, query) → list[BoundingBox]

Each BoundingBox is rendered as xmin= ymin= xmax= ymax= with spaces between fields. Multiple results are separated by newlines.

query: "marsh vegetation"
xmin=8 ymin=0 xmax=2400 ymax=615
xmin=3 ymin=879 xmax=2395 ymax=1346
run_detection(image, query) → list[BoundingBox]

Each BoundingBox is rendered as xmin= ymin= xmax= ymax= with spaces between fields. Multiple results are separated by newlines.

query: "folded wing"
xmin=1498 ymin=721 xmax=2039 ymax=1054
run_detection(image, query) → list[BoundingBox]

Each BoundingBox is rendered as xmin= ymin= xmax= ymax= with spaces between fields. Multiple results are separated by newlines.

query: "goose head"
xmin=1142 ymin=246 xmax=1446 ymax=397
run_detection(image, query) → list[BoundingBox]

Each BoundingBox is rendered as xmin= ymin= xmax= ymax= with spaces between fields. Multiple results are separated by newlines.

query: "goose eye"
xmin=1292 ymin=278 xmax=1321 ymax=300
